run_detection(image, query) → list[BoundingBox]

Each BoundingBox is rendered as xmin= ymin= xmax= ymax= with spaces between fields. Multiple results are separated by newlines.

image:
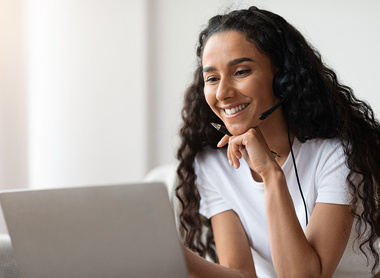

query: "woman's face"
xmin=202 ymin=31 xmax=279 ymax=136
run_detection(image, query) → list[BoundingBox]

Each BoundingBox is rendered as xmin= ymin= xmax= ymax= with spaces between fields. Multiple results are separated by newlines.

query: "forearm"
xmin=263 ymin=168 xmax=322 ymax=277
xmin=183 ymin=245 xmax=257 ymax=278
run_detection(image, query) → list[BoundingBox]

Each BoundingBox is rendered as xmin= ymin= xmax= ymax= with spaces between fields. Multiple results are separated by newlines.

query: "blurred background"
xmin=1 ymin=0 xmax=379 ymax=233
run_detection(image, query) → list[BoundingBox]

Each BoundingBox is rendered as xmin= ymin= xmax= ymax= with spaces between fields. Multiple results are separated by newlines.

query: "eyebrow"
xmin=202 ymin=57 xmax=254 ymax=73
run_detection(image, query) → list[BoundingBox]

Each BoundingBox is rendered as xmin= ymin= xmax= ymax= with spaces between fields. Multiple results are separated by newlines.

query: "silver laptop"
xmin=0 ymin=182 xmax=188 ymax=278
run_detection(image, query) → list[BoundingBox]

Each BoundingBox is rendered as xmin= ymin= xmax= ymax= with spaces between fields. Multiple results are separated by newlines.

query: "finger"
xmin=239 ymin=145 xmax=248 ymax=160
xmin=231 ymin=138 xmax=242 ymax=160
xmin=228 ymin=139 xmax=241 ymax=169
xmin=217 ymin=134 xmax=230 ymax=148
xmin=229 ymin=147 xmax=240 ymax=169
xmin=227 ymin=140 xmax=233 ymax=166
xmin=233 ymin=155 xmax=241 ymax=169
xmin=227 ymin=140 xmax=236 ymax=167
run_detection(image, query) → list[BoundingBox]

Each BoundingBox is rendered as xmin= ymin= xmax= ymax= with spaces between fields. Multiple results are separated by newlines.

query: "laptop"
xmin=0 ymin=182 xmax=189 ymax=278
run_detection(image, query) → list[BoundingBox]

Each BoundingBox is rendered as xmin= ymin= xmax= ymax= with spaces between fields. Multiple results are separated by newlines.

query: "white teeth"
xmin=224 ymin=104 xmax=248 ymax=115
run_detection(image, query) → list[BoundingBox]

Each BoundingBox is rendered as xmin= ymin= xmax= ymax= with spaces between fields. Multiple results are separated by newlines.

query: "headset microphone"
xmin=259 ymin=98 xmax=286 ymax=120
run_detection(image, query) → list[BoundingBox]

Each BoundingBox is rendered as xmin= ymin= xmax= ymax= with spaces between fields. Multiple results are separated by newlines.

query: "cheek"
xmin=204 ymin=90 xmax=215 ymax=108
xmin=204 ymin=90 xmax=222 ymax=118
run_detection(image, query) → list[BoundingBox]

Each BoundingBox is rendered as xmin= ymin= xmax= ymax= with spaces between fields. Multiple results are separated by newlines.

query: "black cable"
xmin=287 ymin=123 xmax=309 ymax=226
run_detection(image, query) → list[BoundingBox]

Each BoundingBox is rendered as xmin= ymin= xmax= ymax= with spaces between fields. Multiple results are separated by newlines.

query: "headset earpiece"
xmin=259 ymin=70 xmax=290 ymax=120
xmin=273 ymin=71 xmax=290 ymax=99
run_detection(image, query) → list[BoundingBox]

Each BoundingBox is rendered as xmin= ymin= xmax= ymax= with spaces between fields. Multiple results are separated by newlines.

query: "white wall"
xmin=0 ymin=0 xmax=29 ymax=189
xmin=27 ymin=0 xmax=148 ymax=188
xmin=0 ymin=0 xmax=379 ymax=233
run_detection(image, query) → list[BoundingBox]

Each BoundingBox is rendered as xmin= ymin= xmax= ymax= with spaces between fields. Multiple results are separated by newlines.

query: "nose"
xmin=216 ymin=78 xmax=235 ymax=101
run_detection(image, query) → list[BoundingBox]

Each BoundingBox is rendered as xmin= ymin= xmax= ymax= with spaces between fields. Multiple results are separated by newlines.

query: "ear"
xmin=272 ymin=71 xmax=290 ymax=99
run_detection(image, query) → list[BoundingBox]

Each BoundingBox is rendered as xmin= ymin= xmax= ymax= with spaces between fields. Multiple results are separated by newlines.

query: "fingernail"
xmin=228 ymin=159 xmax=232 ymax=166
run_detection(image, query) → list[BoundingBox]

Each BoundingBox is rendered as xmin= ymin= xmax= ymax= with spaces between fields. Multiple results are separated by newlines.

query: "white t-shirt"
xmin=195 ymin=138 xmax=378 ymax=277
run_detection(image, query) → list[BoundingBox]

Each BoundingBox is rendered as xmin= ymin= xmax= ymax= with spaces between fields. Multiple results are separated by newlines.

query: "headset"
xmin=259 ymin=70 xmax=309 ymax=227
xmin=254 ymin=8 xmax=309 ymax=226
xmin=259 ymin=71 xmax=290 ymax=120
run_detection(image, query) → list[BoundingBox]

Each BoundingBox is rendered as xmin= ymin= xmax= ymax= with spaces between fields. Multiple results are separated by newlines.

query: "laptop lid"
xmin=0 ymin=182 xmax=188 ymax=278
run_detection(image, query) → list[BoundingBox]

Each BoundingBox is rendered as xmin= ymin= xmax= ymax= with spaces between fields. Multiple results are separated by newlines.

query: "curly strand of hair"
xmin=175 ymin=66 xmax=220 ymax=262
xmin=321 ymin=62 xmax=380 ymax=272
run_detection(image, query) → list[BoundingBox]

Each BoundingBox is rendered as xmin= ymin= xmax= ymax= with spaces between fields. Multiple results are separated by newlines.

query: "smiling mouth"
xmin=224 ymin=103 xmax=249 ymax=115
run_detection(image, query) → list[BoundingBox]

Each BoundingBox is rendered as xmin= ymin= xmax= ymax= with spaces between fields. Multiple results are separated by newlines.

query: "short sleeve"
xmin=194 ymin=152 xmax=232 ymax=219
xmin=315 ymin=141 xmax=351 ymax=205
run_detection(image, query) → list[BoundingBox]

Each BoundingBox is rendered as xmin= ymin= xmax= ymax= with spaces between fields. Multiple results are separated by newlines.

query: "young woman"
xmin=176 ymin=6 xmax=380 ymax=278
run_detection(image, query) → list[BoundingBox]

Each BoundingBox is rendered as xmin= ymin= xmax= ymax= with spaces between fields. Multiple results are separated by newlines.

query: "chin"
xmin=227 ymin=125 xmax=252 ymax=136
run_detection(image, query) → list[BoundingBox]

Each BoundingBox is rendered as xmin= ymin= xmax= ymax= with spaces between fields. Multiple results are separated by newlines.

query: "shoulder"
xmin=196 ymin=146 xmax=226 ymax=159
xmin=296 ymin=138 xmax=349 ymax=186
xmin=301 ymin=138 xmax=352 ymax=203
xmin=298 ymin=138 xmax=345 ymax=163
xmin=194 ymin=147 xmax=236 ymax=183
xmin=195 ymin=147 xmax=228 ymax=169
xmin=300 ymin=138 xmax=343 ymax=152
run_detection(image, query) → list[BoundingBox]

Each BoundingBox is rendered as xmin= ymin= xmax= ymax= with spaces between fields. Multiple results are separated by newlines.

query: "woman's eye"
xmin=236 ymin=69 xmax=251 ymax=76
xmin=205 ymin=76 xmax=219 ymax=83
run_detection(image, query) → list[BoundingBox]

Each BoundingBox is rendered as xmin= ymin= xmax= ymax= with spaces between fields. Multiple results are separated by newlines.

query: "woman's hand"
xmin=217 ymin=127 xmax=280 ymax=178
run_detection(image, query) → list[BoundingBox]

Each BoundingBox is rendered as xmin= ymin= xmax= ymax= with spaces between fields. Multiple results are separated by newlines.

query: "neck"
xmin=259 ymin=108 xmax=293 ymax=163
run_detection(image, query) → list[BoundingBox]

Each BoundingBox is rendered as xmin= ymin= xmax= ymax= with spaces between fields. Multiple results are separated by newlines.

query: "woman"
xmin=176 ymin=6 xmax=380 ymax=278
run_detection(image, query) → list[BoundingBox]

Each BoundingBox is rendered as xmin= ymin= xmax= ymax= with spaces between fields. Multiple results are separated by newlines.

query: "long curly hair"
xmin=176 ymin=6 xmax=380 ymax=271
